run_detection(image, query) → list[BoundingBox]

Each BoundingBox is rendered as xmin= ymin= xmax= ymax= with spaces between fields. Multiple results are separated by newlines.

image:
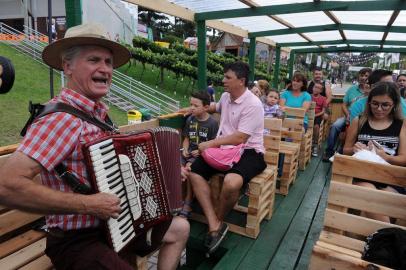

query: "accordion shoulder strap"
xmin=20 ymin=101 xmax=118 ymax=195
xmin=21 ymin=102 xmax=117 ymax=136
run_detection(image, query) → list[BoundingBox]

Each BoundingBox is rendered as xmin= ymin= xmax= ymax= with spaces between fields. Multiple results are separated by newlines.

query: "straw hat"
xmin=42 ymin=23 xmax=130 ymax=71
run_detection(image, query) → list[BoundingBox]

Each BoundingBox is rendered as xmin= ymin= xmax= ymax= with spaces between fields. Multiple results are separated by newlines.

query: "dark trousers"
xmin=45 ymin=228 xmax=133 ymax=270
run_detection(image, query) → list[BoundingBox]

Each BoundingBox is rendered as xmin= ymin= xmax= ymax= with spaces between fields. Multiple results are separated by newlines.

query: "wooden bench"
xmin=191 ymin=118 xmax=282 ymax=238
xmin=299 ymin=102 xmax=315 ymax=170
xmin=278 ymin=107 xmax=305 ymax=195
xmin=309 ymin=155 xmax=406 ymax=270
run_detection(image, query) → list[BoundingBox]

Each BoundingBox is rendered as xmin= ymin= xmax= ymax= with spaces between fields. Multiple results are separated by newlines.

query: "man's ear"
xmin=62 ymin=60 xmax=73 ymax=75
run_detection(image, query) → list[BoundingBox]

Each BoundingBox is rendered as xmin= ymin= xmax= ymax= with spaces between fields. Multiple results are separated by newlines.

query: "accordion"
xmin=83 ymin=127 xmax=182 ymax=252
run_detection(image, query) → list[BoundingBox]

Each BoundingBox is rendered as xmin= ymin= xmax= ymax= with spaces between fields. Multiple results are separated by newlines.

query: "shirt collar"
xmin=59 ymin=88 xmax=109 ymax=117
xmin=229 ymin=88 xmax=250 ymax=104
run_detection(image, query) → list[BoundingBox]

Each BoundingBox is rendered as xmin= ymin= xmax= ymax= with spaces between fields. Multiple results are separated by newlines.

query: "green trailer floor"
xmin=182 ymin=150 xmax=332 ymax=270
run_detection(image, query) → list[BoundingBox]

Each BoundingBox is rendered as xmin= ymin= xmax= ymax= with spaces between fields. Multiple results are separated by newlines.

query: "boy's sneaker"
xmin=312 ymin=145 xmax=318 ymax=157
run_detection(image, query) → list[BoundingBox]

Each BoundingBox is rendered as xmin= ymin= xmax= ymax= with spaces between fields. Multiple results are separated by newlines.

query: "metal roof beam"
xmin=381 ymin=10 xmax=401 ymax=48
xmin=249 ymin=24 xmax=406 ymax=37
xmin=279 ymin=39 xmax=406 ymax=47
xmin=195 ymin=0 xmax=406 ymax=21
xmin=293 ymin=46 xmax=406 ymax=53
xmin=125 ymin=0 xmax=281 ymax=47
xmin=237 ymin=0 xmax=314 ymax=46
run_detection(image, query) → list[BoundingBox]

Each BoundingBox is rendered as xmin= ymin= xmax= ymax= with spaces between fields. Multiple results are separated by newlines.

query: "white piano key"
xmin=89 ymin=138 xmax=113 ymax=152
xmin=91 ymin=151 xmax=116 ymax=167
xmin=95 ymin=164 xmax=120 ymax=178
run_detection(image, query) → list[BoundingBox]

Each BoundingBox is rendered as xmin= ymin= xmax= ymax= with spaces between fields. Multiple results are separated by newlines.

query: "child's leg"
xmin=184 ymin=163 xmax=194 ymax=204
xmin=313 ymin=124 xmax=320 ymax=145
xmin=179 ymin=162 xmax=193 ymax=218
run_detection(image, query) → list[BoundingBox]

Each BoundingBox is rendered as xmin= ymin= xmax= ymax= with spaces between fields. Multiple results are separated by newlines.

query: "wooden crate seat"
xmin=299 ymin=102 xmax=315 ymax=170
xmin=191 ymin=118 xmax=282 ymax=239
xmin=278 ymin=107 xmax=306 ymax=195
xmin=309 ymin=155 xmax=406 ymax=270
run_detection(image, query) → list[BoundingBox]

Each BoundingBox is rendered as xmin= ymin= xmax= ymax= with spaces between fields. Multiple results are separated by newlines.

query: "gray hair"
xmin=61 ymin=45 xmax=114 ymax=67
xmin=61 ymin=46 xmax=84 ymax=65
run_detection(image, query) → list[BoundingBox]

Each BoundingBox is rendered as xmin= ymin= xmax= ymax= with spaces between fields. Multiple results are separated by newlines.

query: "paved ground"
xmin=332 ymin=83 xmax=352 ymax=95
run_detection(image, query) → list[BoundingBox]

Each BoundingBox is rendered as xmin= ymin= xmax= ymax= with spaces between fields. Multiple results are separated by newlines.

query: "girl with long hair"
xmin=343 ymin=81 xmax=406 ymax=222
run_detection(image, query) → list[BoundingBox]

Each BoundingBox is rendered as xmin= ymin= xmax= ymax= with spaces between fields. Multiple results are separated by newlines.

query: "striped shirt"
xmin=18 ymin=88 xmax=110 ymax=230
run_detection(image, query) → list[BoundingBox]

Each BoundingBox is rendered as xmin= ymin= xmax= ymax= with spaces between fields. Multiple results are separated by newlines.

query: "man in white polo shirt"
xmin=189 ymin=62 xmax=266 ymax=255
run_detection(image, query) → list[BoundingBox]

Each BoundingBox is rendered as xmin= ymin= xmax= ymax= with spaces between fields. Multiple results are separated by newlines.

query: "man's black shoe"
xmin=322 ymin=152 xmax=333 ymax=162
xmin=204 ymin=222 xmax=229 ymax=255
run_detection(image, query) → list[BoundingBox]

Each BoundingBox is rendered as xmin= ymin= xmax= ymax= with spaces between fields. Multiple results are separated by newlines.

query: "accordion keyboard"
xmin=88 ymin=139 xmax=142 ymax=252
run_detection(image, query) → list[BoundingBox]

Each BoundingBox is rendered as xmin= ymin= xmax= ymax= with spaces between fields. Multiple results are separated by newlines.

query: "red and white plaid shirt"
xmin=18 ymin=88 xmax=111 ymax=230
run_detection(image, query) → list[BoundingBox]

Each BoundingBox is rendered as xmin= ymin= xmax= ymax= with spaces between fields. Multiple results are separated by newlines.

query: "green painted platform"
xmin=182 ymin=151 xmax=332 ymax=270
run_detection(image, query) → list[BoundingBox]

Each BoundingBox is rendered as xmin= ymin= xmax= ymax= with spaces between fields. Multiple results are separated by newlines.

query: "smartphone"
xmin=371 ymin=140 xmax=382 ymax=148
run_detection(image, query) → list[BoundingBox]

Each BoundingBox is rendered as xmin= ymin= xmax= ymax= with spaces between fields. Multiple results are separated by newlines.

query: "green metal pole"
xmin=273 ymin=45 xmax=281 ymax=88
xmin=288 ymin=50 xmax=295 ymax=79
xmin=65 ymin=0 xmax=82 ymax=28
xmin=196 ymin=20 xmax=207 ymax=91
xmin=248 ymin=37 xmax=256 ymax=82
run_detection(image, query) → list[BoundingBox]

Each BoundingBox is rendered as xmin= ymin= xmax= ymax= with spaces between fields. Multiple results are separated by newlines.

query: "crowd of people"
xmin=0 ymin=22 xmax=405 ymax=270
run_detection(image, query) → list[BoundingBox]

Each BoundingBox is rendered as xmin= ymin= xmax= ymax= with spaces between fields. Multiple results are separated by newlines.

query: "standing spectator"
xmin=207 ymin=80 xmax=216 ymax=102
xmin=307 ymin=67 xmax=332 ymax=106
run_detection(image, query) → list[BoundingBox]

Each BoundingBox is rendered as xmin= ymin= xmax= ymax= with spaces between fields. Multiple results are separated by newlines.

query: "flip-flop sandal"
xmin=177 ymin=200 xmax=193 ymax=219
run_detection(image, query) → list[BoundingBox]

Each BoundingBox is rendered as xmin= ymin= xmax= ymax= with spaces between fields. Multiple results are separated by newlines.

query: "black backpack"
xmin=362 ymin=227 xmax=406 ymax=270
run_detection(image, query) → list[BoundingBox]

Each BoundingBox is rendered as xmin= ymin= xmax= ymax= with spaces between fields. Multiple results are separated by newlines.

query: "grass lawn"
xmin=118 ymin=60 xmax=224 ymax=108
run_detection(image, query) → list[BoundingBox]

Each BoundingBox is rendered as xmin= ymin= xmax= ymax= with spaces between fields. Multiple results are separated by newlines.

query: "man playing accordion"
xmin=0 ymin=23 xmax=189 ymax=270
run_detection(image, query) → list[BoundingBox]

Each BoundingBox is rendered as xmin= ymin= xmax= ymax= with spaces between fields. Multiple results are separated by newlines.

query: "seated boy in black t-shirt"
xmin=180 ymin=91 xmax=219 ymax=218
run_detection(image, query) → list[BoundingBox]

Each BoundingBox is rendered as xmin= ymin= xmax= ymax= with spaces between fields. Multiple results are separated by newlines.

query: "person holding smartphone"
xmin=343 ymin=81 xmax=406 ymax=222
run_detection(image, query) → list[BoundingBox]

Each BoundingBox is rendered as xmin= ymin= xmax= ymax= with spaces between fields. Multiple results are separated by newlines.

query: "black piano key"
xmin=107 ymin=169 xmax=120 ymax=180
xmin=107 ymin=174 xmax=121 ymax=185
xmin=118 ymin=191 xmax=126 ymax=199
xmin=110 ymin=181 xmax=123 ymax=191
xmin=120 ymin=222 xmax=133 ymax=236
xmin=101 ymin=148 xmax=114 ymax=156
xmin=119 ymin=217 xmax=132 ymax=230
xmin=121 ymin=229 xmax=133 ymax=243
xmin=103 ymin=155 xmax=116 ymax=164
xmin=120 ymin=200 xmax=128 ymax=208
xmin=105 ymin=161 xmax=119 ymax=170
xmin=99 ymin=141 xmax=114 ymax=149
xmin=117 ymin=207 xmax=130 ymax=222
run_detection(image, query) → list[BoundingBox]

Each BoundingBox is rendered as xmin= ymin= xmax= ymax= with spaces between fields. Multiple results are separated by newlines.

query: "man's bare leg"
xmin=158 ymin=217 xmax=190 ymax=270
xmin=216 ymin=173 xmax=243 ymax=221
xmin=189 ymin=172 xmax=221 ymax=232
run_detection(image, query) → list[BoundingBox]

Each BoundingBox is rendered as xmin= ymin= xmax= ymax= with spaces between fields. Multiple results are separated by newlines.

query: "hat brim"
xmin=42 ymin=37 xmax=131 ymax=71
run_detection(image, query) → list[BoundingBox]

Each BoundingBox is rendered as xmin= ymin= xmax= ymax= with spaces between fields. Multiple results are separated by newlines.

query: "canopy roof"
xmin=127 ymin=0 xmax=406 ymax=53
